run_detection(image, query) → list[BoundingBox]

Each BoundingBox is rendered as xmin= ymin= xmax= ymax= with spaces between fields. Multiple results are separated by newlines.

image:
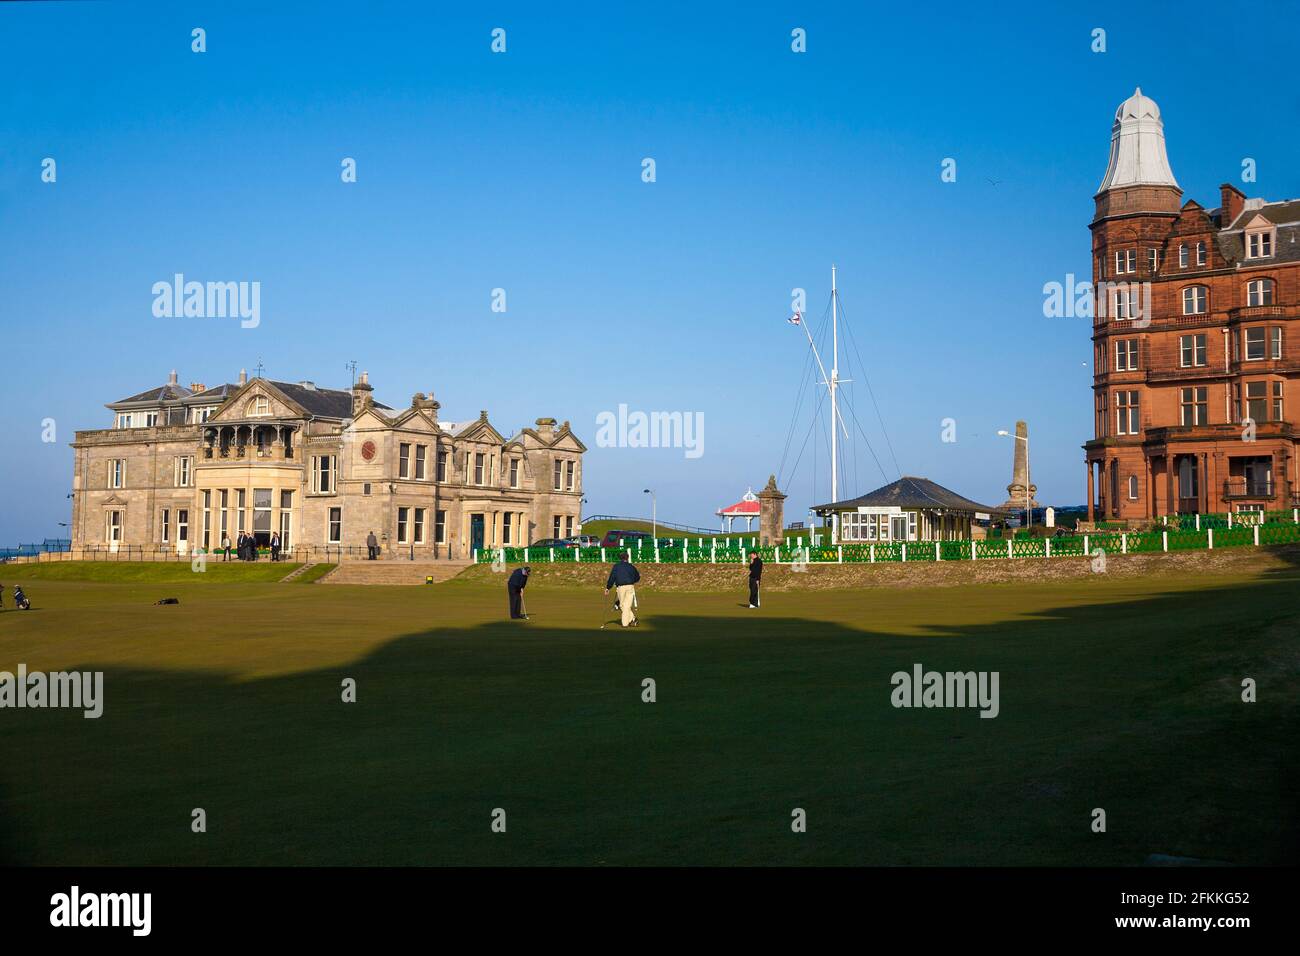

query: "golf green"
xmin=0 ymin=557 xmax=1296 ymax=865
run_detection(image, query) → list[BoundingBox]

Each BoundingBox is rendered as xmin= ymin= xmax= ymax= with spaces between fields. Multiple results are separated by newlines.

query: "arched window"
xmin=1182 ymin=285 xmax=1208 ymax=315
xmin=1247 ymin=278 xmax=1274 ymax=307
xmin=247 ymin=396 xmax=270 ymax=417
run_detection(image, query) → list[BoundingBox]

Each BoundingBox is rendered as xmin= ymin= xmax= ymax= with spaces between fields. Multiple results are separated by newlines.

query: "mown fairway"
xmin=1 ymin=556 xmax=1297 ymax=865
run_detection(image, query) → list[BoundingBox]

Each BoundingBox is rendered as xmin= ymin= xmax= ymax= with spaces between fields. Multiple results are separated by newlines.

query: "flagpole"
xmin=830 ymin=264 xmax=839 ymax=545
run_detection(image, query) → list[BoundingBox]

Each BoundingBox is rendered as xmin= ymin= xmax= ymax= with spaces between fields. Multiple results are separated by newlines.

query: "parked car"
xmin=530 ymin=538 xmax=571 ymax=549
xmin=599 ymin=529 xmax=652 ymax=548
xmin=565 ymin=534 xmax=600 ymax=549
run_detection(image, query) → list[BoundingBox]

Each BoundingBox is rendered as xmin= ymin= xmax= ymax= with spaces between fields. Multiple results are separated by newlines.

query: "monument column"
xmin=756 ymin=475 xmax=787 ymax=547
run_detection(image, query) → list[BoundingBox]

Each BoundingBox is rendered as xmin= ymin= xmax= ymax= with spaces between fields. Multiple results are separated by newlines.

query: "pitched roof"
xmin=265 ymin=380 xmax=391 ymax=419
xmin=813 ymin=476 xmax=1005 ymax=514
xmin=110 ymin=383 xmax=194 ymax=406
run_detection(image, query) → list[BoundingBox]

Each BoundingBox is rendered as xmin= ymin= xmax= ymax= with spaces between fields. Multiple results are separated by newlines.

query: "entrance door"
xmin=470 ymin=514 xmax=485 ymax=552
xmin=890 ymin=515 xmax=908 ymax=542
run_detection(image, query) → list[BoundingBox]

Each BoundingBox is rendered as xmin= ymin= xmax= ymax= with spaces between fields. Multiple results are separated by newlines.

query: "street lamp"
xmin=643 ymin=488 xmax=656 ymax=542
xmin=997 ymin=429 xmax=1031 ymax=531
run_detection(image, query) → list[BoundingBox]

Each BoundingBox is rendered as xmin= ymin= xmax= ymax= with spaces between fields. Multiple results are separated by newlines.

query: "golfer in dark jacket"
xmin=748 ymin=552 xmax=763 ymax=608
xmin=507 ymin=566 xmax=530 ymax=619
xmin=605 ymin=552 xmax=641 ymax=627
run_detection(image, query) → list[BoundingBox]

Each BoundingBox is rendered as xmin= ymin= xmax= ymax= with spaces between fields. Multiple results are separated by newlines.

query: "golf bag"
xmin=12 ymin=587 xmax=30 ymax=610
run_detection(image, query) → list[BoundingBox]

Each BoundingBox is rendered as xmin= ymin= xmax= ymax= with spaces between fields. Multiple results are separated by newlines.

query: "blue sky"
xmin=1 ymin=1 xmax=1297 ymax=541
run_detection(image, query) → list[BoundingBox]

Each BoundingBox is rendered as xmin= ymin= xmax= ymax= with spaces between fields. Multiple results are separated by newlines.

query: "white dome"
xmin=1098 ymin=87 xmax=1179 ymax=192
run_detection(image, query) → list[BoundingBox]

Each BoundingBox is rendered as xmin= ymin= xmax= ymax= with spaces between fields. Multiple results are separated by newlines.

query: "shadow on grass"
xmin=1 ymin=569 xmax=1297 ymax=866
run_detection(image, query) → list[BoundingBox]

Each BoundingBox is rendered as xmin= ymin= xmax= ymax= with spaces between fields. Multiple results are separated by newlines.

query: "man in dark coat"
xmin=366 ymin=531 xmax=379 ymax=560
xmin=604 ymin=552 xmax=641 ymax=627
xmin=507 ymin=566 xmax=530 ymax=619
xmin=748 ymin=551 xmax=763 ymax=608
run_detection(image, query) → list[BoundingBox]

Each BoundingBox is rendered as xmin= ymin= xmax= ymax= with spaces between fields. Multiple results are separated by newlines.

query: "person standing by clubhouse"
xmin=507 ymin=565 xmax=530 ymax=619
xmin=747 ymin=551 xmax=763 ymax=608
xmin=366 ymin=530 xmax=379 ymax=560
xmin=605 ymin=551 xmax=641 ymax=628
xmin=270 ymin=532 xmax=281 ymax=562
xmin=221 ymin=534 xmax=232 ymax=562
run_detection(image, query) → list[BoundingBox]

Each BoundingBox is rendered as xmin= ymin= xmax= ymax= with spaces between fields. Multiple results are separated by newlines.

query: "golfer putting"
xmin=604 ymin=551 xmax=640 ymax=628
xmin=507 ymin=565 xmax=530 ymax=619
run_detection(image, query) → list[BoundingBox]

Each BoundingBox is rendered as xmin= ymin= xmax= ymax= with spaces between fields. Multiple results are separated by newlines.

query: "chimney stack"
xmin=535 ymin=417 xmax=556 ymax=440
xmin=190 ymin=382 xmax=206 ymax=394
xmin=1220 ymin=183 xmax=1246 ymax=227
xmin=168 ymin=370 xmax=178 ymax=385
xmin=239 ymin=368 xmax=248 ymax=386
xmin=351 ymin=369 xmax=374 ymax=415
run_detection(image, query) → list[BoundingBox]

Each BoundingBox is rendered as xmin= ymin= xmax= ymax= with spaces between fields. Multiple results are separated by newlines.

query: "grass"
xmin=581 ymin=518 xmax=814 ymax=544
xmin=0 ymin=557 xmax=1296 ymax=865
xmin=290 ymin=563 xmax=338 ymax=585
xmin=2 ymin=560 xmax=300 ymax=584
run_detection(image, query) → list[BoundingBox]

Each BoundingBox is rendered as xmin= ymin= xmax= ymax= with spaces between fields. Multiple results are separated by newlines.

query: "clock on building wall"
xmin=360 ymin=440 xmax=377 ymax=461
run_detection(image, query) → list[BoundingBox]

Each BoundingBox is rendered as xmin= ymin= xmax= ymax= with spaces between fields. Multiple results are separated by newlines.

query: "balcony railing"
xmin=1223 ymin=477 xmax=1275 ymax=499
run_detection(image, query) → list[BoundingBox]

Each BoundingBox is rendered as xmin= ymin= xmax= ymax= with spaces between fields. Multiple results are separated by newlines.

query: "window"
xmin=1114 ymin=338 xmax=1138 ymax=371
xmin=1270 ymin=326 xmax=1282 ymax=360
xmin=415 ymin=445 xmax=426 ymax=480
xmin=109 ymin=459 xmax=125 ymax=488
xmin=566 ymin=460 xmax=575 ymax=491
xmin=1147 ymin=248 xmax=1160 ymax=273
xmin=105 ymin=510 xmax=122 ymax=543
xmin=1233 ymin=383 xmax=1242 ymax=421
xmin=503 ymin=512 xmax=513 ymax=545
xmin=1179 ymin=334 xmax=1207 ymax=368
xmin=237 ymin=489 xmax=246 ymax=533
xmin=474 ymin=453 xmax=486 ymax=485
xmin=313 ymin=455 xmax=336 ymax=493
xmin=1182 ymin=286 xmax=1207 ymax=315
xmin=1244 ymin=327 xmax=1266 ymax=361
xmin=1246 ymin=231 xmax=1273 ymax=259
xmin=1180 ymin=387 xmax=1208 ymax=426
xmin=566 ymin=515 xmax=575 ymax=537
xmin=177 ymin=509 xmax=189 ymax=544
xmin=553 ymin=516 xmax=562 ymax=539
xmin=363 ymin=483 xmax=371 ymax=496
xmin=1112 ymin=284 xmax=1139 ymax=320
xmin=1114 ymin=249 xmax=1136 ymax=274
xmin=175 ymin=455 xmax=192 ymax=487
xmin=1128 ymin=475 xmax=1138 ymax=500
xmin=435 ymin=509 xmax=447 ymax=544
xmin=399 ymin=443 xmax=411 ymax=479
xmin=1115 ymin=390 xmax=1139 ymax=435
xmin=436 ymin=449 xmax=448 ymax=482
xmin=1272 ymin=381 xmax=1283 ymax=421
xmin=115 ymin=413 xmax=130 ymax=429
xmin=1246 ymin=381 xmax=1267 ymax=423
xmin=202 ymin=490 xmax=211 ymax=549
xmin=247 ymin=396 xmax=271 ymax=417
xmin=397 ymin=507 xmax=409 ymax=544
xmin=161 ymin=508 xmax=170 ymax=543
xmin=220 ymin=489 xmax=228 ymax=540
xmin=253 ymin=488 xmax=272 ymax=539
xmin=1178 ymin=244 xmax=1189 ymax=268
xmin=1096 ymin=392 xmax=1107 ymax=438
xmin=1247 ymin=278 xmax=1274 ymax=306
xmin=509 ymin=458 xmax=519 ymax=488
xmin=280 ymin=490 xmax=293 ymax=549
xmin=553 ymin=461 xmax=563 ymax=491
xmin=328 ymin=507 xmax=342 ymax=544
xmin=414 ymin=508 xmax=425 ymax=544
xmin=1196 ymin=240 xmax=1206 ymax=266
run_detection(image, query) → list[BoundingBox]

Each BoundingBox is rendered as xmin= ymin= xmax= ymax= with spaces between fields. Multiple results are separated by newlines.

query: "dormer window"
xmin=1246 ymin=230 xmax=1273 ymax=259
xmin=247 ymin=396 xmax=271 ymax=417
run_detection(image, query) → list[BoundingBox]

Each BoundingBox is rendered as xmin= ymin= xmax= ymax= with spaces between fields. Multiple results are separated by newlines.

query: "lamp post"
xmin=643 ymin=488 xmax=656 ymax=542
xmin=997 ymin=429 xmax=1031 ymax=530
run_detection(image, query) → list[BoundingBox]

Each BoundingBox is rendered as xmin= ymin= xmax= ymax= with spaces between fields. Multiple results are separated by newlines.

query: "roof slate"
xmin=813 ymin=476 xmax=1004 ymax=514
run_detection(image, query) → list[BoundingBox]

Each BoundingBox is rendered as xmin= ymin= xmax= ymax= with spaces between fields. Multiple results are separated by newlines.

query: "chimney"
xmin=239 ymin=368 xmax=248 ymax=386
xmin=168 ymin=370 xmax=178 ymax=385
xmin=535 ymin=417 xmax=556 ymax=440
xmin=1220 ymin=183 xmax=1246 ymax=227
xmin=351 ymin=369 xmax=374 ymax=415
xmin=190 ymin=382 xmax=206 ymax=394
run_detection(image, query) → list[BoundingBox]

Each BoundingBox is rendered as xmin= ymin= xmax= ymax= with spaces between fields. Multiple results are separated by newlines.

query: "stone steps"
xmin=318 ymin=560 xmax=473 ymax=586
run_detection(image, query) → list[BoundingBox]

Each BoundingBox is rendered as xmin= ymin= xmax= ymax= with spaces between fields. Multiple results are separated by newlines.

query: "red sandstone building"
xmin=1085 ymin=88 xmax=1300 ymax=522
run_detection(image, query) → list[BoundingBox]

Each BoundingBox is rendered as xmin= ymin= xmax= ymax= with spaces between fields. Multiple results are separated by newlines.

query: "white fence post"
xmin=549 ymin=548 xmax=555 ymax=562
xmin=1162 ymin=531 xmax=1168 ymax=552
xmin=935 ymin=541 xmax=941 ymax=561
xmin=1006 ymin=539 xmax=1012 ymax=559
xmin=1254 ymin=524 xmax=1260 ymax=547
xmin=776 ymin=546 xmax=782 ymax=563
xmin=1121 ymin=533 xmax=1128 ymax=555
xmin=902 ymin=542 xmax=907 ymax=561
xmin=655 ymin=547 xmax=661 ymax=564
xmin=837 ymin=545 xmax=843 ymax=563
xmin=870 ymin=544 xmax=876 ymax=563
xmin=601 ymin=547 xmax=606 ymax=561
xmin=1227 ymin=512 xmax=1233 ymax=529
xmin=472 ymin=549 xmax=478 ymax=564
xmin=1195 ymin=513 xmax=1201 ymax=531
xmin=1083 ymin=534 xmax=1089 ymax=555
xmin=1045 ymin=538 xmax=1051 ymax=558
xmin=1207 ymin=528 xmax=1213 ymax=550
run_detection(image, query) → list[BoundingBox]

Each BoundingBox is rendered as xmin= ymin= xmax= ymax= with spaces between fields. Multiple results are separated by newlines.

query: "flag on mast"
xmin=787 ymin=311 xmax=802 ymax=325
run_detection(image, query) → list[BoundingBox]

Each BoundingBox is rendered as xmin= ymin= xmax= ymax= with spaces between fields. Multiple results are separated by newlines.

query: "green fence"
xmin=479 ymin=518 xmax=1300 ymax=566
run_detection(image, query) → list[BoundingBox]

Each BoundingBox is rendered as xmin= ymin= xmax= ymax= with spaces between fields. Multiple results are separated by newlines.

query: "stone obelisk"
xmin=1000 ymin=420 xmax=1040 ymax=512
